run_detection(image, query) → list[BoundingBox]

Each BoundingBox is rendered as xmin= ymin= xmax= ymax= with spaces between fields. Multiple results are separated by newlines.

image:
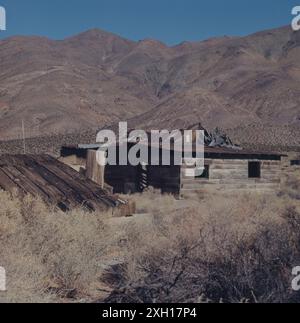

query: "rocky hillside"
xmin=0 ymin=25 xmax=299 ymax=148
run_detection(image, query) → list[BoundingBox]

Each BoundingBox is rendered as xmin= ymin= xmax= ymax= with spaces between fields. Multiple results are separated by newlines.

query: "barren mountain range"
xmin=0 ymin=25 xmax=299 ymax=149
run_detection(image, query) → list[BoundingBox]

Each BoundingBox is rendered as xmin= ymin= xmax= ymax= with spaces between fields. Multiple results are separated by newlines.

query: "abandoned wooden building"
xmin=60 ymin=140 xmax=284 ymax=197
xmin=0 ymin=154 xmax=134 ymax=215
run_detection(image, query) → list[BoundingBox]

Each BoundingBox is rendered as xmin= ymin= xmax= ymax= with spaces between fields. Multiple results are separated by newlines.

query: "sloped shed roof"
xmin=0 ymin=154 xmax=125 ymax=212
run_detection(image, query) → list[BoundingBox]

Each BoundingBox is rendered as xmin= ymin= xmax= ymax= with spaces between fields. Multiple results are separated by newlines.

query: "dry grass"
xmin=0 ymin=192 xmax=116 ymax=303
xmin=0 ymin=173 xmax=300 ymax=303
xmin=105 ymin=189 xmax=300 ymax=303
xmin=280 ymin=167 xmax=300 ymax=200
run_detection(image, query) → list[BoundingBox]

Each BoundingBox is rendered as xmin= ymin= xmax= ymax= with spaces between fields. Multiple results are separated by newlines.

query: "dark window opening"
xmin=291 ymin=160 xmax=300 ymax=166
xmin=196 ymin=165 xmax=209 ymax=179
xmin=248 ymin=161 xmax=261 ymax=178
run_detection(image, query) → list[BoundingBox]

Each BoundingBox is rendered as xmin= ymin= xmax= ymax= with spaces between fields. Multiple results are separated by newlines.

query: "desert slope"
xmin=0 ymin=25 xmax=299 ymax=144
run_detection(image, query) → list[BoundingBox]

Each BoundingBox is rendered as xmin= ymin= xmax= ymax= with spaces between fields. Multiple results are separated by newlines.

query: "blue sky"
xmin=0 ymin=0 xmax=298 ymax=44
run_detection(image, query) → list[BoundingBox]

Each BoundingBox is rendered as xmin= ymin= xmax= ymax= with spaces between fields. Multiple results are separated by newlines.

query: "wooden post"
xmin=22 ymin=120 xmax=26 ymax=154
xmin=86 ymin=150 xmax=105 ymax=188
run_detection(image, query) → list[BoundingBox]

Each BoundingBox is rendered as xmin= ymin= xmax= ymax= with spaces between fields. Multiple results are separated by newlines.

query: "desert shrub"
xmin=280 ymin=169 xmax=300 ymax=200
xmin=127 ymin=189 xmax=177 ymax=214
xmin=1 ymin=187 xmax=300 ymax=303
xmin=0 ymin=192 xmax=114 ymax=303
xmin=103 ymin=193 xmax=300 ymax=303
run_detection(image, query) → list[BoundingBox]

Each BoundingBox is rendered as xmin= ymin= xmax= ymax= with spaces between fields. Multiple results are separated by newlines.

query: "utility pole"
xmin=22 ymin=120 xmax=26 ymax=155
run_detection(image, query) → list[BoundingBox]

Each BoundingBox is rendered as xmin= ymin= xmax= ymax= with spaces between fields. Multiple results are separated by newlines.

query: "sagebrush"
xmin=0 ymin=173 xmax=300 ymax=303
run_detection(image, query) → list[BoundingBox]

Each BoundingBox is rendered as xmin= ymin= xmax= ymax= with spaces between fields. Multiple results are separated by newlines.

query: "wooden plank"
xmin=0 ymin=157 xmax=65 ymax=203
xmin=0 ymin=168 xmax=23 ymax=192
xmin=0 ymin=154 xmax=126 ymax=213
xmin=48 ymin=156 xmax=116 ymax=196
xmin=181 ymin=183 xmax=279 ymax=191
xmin=1 ymin=165 xmax=51 ymax=200
xmin=21 ymin=156 xmax=96 ymax=211
xmin=13 ymin=164 xmax=71 ymax=210
xmin=86 ymin=150 xmax=105 ymax=188
xmin=49 ymin=161 xmax=117 ymax=207
xmin=31 ymin=155 xmax=116 ymax=209
xmin=14 ymin=165 xmax=76 ymax=210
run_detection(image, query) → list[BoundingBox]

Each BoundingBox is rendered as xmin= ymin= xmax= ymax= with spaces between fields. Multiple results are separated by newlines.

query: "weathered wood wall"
xmin=147 ymin=165 xmax=181 ymax=194
xmin=86 ymin=150 xmax=105 ymax=188
xmin=104 ymin=164 xmax=181 ymax=195
xmin=105 ymin=165 xmax=139 ymax=194
xmin=80 ymin=145 xmax=282 ymax=197
xmin=181 ymin=158 xmax=282 ymax=195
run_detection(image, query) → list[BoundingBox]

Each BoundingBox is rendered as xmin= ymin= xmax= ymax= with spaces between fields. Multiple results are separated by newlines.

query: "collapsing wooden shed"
xmin=0 ymin=154 xmax=134 ymax=215
xmin=59 ymin=122 xmax=285 ymax=196
xmin=60 ymin=144 xmax=284 ymax=196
